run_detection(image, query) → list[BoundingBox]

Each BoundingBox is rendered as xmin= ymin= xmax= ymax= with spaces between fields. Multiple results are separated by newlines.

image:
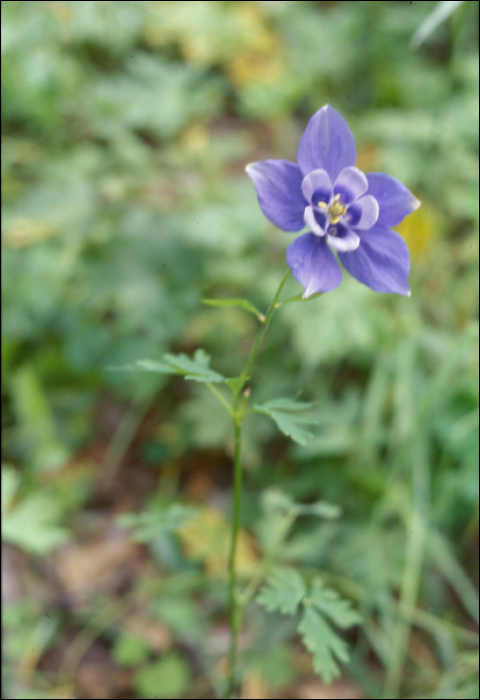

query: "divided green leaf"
xmin=2 ymin=465 xmax=69 ymax=554
xmin=256 ymin=567 xmax=306 ymax=615
xmin=309 ymin=579 xmax=362 ymax=628
xmin=298 ymin=605 xmax=350 ymax=684
xmin=117 ymin=503 xmax=198 ymax=542
xmin=202 ymin=297 xmax=264 ymax=321
xmin=253 ymin=398 xmax=318 ymax=445
xmin=136 ymin=348 xmax=226 ymax=384
xmin=257 ymin=566 xmax=361 ymax=684
xmin=133 ymin=359 xmax=177 ymax=374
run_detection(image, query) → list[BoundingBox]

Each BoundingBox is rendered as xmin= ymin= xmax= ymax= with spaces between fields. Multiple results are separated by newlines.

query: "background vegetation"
xmin=2 ymin=1 xmax=478 ymax=698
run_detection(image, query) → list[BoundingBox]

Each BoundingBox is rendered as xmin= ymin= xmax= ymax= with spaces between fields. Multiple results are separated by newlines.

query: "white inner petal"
xmin=301 ymin=169 xmax=332 ymax=204
xmin=327 ymin=230 xmax=360 ymax=252
xmin=304 ymin=205 xmax=326 ymax=237
xmin=334 ymin=166 xmax=368 ymax=204
xmin=350 ymin=195 xmax=379 ymax=229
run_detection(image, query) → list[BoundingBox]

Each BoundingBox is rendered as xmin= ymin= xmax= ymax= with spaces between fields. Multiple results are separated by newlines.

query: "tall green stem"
xmin=226 ymin=419 xmax=243 ymax=699
xmin=239 ymin=269 xmax=291 ymax=384
xmin=226 ymin=269 xmax=290 ymax=698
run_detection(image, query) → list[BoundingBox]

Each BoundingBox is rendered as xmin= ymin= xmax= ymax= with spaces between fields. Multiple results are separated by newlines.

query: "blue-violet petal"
xmin=286 ymin=232 xmax=342 ymax=297
xmin=366 ymin=172 xmax=420 ymax=227
xmin=297 ymin=105 xmax=356 ymax=182
xmin=338 ymin=225 xmax=410 ymax=295
xmin=246 ymin=160 xmax=306 ymax=232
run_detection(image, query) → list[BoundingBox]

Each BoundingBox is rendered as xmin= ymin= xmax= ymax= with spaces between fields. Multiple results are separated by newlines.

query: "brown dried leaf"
xmin=55 ymin=528 xmax=137 ymax=604
xmin=122 ymin=614 xmax=172 ymax=653
xmin=295 ymin=679 xmax=364 ymax=699
xmin=76 ymin=643 xmax=130 ymax=700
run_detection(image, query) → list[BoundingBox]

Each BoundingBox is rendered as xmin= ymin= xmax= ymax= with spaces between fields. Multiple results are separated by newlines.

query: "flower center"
xmin=317 ymin=194 xmax=347 ymax=228
xmin=328 ymin=195 xmax=346 ymax=224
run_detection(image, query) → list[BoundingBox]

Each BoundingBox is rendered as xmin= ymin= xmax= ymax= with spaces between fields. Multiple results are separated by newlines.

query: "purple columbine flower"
xmin=246 ymin=105 xmax=420 ymax=297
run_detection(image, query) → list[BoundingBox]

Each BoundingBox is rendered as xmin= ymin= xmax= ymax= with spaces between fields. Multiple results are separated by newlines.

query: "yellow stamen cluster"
xmin=328 ymin=194 xmax=347 ymax=224
xmin=317 ymin=194 xmax=347 ymax=225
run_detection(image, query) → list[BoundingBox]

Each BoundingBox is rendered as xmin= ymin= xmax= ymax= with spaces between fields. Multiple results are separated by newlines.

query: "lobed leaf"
xmin=257 ymin=566 xmax=360 ymax=683
xmin=2 ymin=466 xmax=69 ymax=554
xmin=117 ymin=503 xmax=198 ymax=542
xmin=298 ymin=605 xmax=350 ymax=684
xmin=134 ymin=359 xmax=176 ymax=374
xmin=309 ymin=579 xmax=362 ymax=628
xmin=253 ymin=398 xmax=318 ymax=445
xmin=136 ymin=349 xmax=226 ymax=384
xmin=256 ymin=567 xmax=306 ymax=615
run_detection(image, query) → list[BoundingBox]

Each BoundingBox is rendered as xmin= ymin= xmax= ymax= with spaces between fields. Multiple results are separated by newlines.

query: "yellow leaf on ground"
xmin=226 ymin=5 xmax=282 ymax=87
xmin=397 ymin=200 xmax=437 ymax=260
xmin=242 ymin=670 xmax=270 ymax=699
xmin=3 ymin=217 xmax=58 ymax=248
xmin=177 ymin=505 xmax=259 ymax=578
xmin=181 ymin=124 xmax=210 ymax=154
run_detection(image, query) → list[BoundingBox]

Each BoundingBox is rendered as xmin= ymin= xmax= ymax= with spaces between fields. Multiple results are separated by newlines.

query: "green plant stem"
xmin=206 ymin=382 xmax=234 ymax=416
xmin=226 ymin=269 xmax=290 ymax=699
xmin=239 ymin=269 xmax=291 ymax=384
xmin=226 ymin=419 xmax=243 ymax=699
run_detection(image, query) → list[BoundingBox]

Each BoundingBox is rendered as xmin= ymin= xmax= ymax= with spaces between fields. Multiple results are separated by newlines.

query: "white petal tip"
xmin=412 ymin=197 xmax=421 ymax=211
xmin=406 ymin=290 xmax=412 ymax=297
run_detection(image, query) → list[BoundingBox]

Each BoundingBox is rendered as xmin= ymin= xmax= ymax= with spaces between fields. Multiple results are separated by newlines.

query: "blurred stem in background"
xmin=226 ymin=270 xmax=290 ymax=698
xmin=384 ymin=438 xmax=430 ymax=699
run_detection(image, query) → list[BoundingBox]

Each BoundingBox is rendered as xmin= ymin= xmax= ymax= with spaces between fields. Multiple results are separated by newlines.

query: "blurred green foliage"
xmin=2 ymin=1 xmax=478 ymax=699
